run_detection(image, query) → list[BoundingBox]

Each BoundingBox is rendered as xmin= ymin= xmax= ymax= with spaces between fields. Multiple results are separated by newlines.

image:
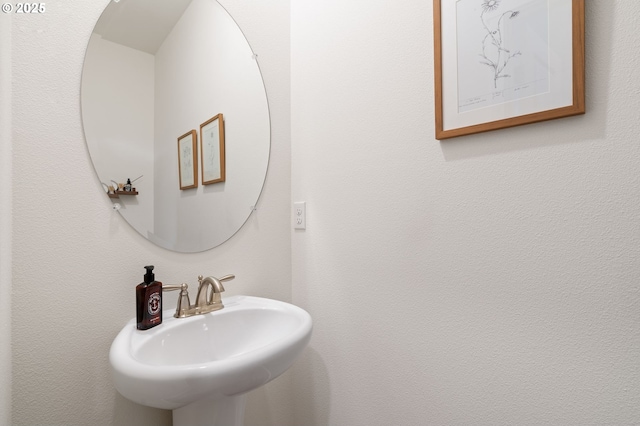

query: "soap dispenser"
xmin=136 ymin=265 xmax=163 ymax=330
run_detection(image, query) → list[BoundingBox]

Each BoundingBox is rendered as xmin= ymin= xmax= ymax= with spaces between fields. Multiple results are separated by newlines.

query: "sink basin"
xmin=110 ymin=295 xmax=312 ymax=426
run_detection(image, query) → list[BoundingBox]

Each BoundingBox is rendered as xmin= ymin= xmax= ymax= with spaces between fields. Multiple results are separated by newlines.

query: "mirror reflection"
xmin=81 ymin=0 xmax=270 ymax=252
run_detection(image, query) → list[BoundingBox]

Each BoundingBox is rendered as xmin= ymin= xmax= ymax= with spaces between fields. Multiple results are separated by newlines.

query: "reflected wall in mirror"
xmin=81 ymin=0 xmax=270 ymax=252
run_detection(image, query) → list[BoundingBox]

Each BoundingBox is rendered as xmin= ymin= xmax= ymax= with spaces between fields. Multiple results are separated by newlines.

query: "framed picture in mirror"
xmin=200 ymin=114 xmax=225 ymax=185
xmin=433 ymin=0 xmax=585 ymax=139
xmin=177 ymin=130 xmax=198 ymax=190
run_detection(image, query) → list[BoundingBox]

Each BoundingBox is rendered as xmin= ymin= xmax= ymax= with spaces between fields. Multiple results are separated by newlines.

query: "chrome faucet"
xmin=163 ymin=274 xmax=235 ymax=318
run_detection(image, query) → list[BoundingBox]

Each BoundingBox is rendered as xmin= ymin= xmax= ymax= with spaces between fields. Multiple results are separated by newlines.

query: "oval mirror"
xmin=81 ymin=0 xmax=270 ymax=252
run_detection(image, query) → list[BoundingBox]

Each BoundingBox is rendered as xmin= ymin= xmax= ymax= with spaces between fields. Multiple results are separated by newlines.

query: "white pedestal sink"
xmin=109 ymin=295 xmax=312 ymax=426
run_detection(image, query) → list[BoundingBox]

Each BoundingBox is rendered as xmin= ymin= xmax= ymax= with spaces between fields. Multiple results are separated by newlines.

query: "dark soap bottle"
xmin=136 ymin=265 xmax=163 ymax=330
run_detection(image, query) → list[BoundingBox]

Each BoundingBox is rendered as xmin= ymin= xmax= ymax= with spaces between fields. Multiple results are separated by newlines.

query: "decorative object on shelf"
xmin=433 ymin=0 xmax=585 ymax=139
xmin=200 ymin=113 xmax=225 ymax=185
xmin=178 ymin=130 xmax=198 ymax=190
xmin=126 ymin=175 xmax=143 ymax=192
xmin=105 ymin=184 xmax=117 ymax=198
xmin=104 ymin=176 xmax=142 ymax=199
xmin=102 ymin=182 xmax=115 ymax=194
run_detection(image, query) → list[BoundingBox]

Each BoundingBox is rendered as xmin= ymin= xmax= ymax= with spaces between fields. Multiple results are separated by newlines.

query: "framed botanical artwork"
xmin=177 ymin=130 xmax=198 ymax=190
xmin=200 ymin=113 xmax=225 ymax=185
xmin=433 ymin=0 xmax=585 ymax=139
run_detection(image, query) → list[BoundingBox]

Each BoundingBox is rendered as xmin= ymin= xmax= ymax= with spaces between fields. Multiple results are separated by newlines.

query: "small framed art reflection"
xmin=200 ymin=114 xmax=225 ymax=185
xmin=177 ymin=130 xmax=198 ymax=190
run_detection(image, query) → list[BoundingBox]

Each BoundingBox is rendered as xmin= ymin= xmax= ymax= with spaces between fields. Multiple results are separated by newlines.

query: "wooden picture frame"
xmin=434 ymin=0 xmax=585 ymax=139
xmin=200 ymin=113 xmax=225 ymax=185
xmin=177 ymin=130 xmax=198 ymax=190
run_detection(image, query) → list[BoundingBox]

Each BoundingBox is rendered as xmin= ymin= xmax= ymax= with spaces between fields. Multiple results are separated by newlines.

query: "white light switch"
xmin=294 ymin=202 xmax=306 ymax=230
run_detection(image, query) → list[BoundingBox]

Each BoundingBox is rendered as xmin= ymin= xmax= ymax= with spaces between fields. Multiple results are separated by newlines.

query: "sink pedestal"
xmin=173 ymin=395 xmax=248 ymax=426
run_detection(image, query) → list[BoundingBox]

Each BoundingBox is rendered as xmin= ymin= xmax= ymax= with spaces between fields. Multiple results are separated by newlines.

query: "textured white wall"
xmin=0 ymin=10 xmax=13 ymax=426
xmin=10 ymin=0 xmax=291 ymax=425
xmin=291 ymin=1 xmax=640 ymax=425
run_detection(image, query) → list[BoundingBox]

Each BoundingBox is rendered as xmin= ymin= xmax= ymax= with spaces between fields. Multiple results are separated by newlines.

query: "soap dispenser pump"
xmin=136 ymin=265 xmax=163 ymax=330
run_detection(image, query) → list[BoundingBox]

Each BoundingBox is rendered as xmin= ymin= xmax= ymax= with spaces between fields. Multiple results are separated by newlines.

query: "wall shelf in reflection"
xmin=108 ymin=190 xmax=139 ymax=199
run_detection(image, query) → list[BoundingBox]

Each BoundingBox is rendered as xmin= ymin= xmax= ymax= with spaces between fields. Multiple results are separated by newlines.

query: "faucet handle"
xmin=162 ymin=283 xmax=192 ymax=318
xmin=162 ymin=284 xmax=186 ymax=292
xmin=197 ymin=274 xmax=235 ymax=282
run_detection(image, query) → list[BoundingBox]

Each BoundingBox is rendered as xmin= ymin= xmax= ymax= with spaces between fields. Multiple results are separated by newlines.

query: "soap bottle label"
xmin=146 ymin=284 xmax=162 ymax=326
xmin=147 ymin=292 xmax=161 ymax=321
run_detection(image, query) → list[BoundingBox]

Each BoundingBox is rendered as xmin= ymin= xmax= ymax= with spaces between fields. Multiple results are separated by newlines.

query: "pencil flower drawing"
xmin=481 ymin=0 xmax=500 ymax=12
xmin=479 ymin=0 xmax=522 ymax=88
